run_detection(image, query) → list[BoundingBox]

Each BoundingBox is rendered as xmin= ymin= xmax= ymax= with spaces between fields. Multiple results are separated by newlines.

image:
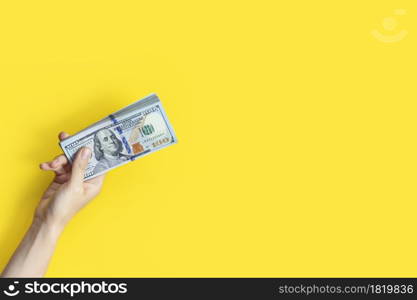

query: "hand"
xmin=0 ymin=132 xmax=105 ymax=278
xmin=36 ymin=132 xmax=105 ymax=229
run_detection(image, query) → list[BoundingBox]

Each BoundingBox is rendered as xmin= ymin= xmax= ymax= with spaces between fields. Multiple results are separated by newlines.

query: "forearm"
xmin=1 ymin=217 xmax=63 ymax=278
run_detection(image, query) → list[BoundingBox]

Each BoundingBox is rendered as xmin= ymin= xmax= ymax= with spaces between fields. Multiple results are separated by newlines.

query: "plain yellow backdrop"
xmin=0 ymin=0 xmax=416 ymax=277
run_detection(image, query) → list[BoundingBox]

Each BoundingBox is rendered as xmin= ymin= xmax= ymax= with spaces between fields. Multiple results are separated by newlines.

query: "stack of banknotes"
xmin=60 ymin=94 xmax=177 ymax=180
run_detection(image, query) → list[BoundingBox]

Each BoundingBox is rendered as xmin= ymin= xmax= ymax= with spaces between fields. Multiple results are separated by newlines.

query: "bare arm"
xmin=1 ymin=132 xmax=104 ymax=278
xmin=1 ymin=218 xmax=63 ymax=277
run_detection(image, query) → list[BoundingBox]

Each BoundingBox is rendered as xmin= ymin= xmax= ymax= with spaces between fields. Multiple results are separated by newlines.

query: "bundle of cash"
xmin=60 ymin=94 xmax=177 ymax=180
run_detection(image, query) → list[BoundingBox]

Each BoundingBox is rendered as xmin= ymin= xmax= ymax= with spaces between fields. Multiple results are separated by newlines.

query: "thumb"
xmin=70 ymin=147 xmax=91 ymax=184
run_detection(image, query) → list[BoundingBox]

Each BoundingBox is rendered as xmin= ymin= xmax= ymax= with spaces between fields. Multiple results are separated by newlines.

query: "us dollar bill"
xmin=60 ymin=94 xmax=177 ymax=179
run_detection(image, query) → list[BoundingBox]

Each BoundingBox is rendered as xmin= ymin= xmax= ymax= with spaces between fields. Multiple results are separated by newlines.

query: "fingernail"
xmin=81 ymin=148 xmax=91 ymax=160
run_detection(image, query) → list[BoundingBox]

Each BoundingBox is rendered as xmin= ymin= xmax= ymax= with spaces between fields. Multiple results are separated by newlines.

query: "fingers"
xmin=40 ymin=131 xmax=71 ymax=169
xmin=51 ymin=155 xmax=67 ymax=168
xmin=39 ymin=162 xmax=53 ymax=171
xmin=59 ymin=132 xmax=70 ymax=141
xmin=70 ymin=147 xmax=91 ymax=185
xmin=40 ymin=154 xmax=68 ymax=169
xmin=39 ymin=131 xmax=72 ymax=176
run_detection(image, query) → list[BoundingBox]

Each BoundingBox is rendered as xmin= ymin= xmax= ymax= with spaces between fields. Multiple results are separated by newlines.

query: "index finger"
xmin=59 ymin=132 xmax=71 ymax=141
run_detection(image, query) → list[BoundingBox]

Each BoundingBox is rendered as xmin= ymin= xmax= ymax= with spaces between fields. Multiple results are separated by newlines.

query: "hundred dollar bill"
xmin=60 ymin=94 xmax=177 ymax=179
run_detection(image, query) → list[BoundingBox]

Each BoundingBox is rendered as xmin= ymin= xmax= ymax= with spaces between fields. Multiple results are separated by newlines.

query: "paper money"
xmin=60 ymin=94 xmax=177 ymax=180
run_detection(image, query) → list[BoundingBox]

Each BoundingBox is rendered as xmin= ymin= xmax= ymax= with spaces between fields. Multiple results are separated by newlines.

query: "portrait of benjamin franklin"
xmin=93 ymin=129 xmax=130 ymax=174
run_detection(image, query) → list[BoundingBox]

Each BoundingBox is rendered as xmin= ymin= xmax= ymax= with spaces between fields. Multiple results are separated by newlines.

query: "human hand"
xmin=36 ymin=132 xmax=105 ymax=229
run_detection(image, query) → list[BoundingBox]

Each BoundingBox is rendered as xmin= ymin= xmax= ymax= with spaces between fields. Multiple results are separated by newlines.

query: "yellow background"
xmin=0 ymin=0 xmax=416 ymax=277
